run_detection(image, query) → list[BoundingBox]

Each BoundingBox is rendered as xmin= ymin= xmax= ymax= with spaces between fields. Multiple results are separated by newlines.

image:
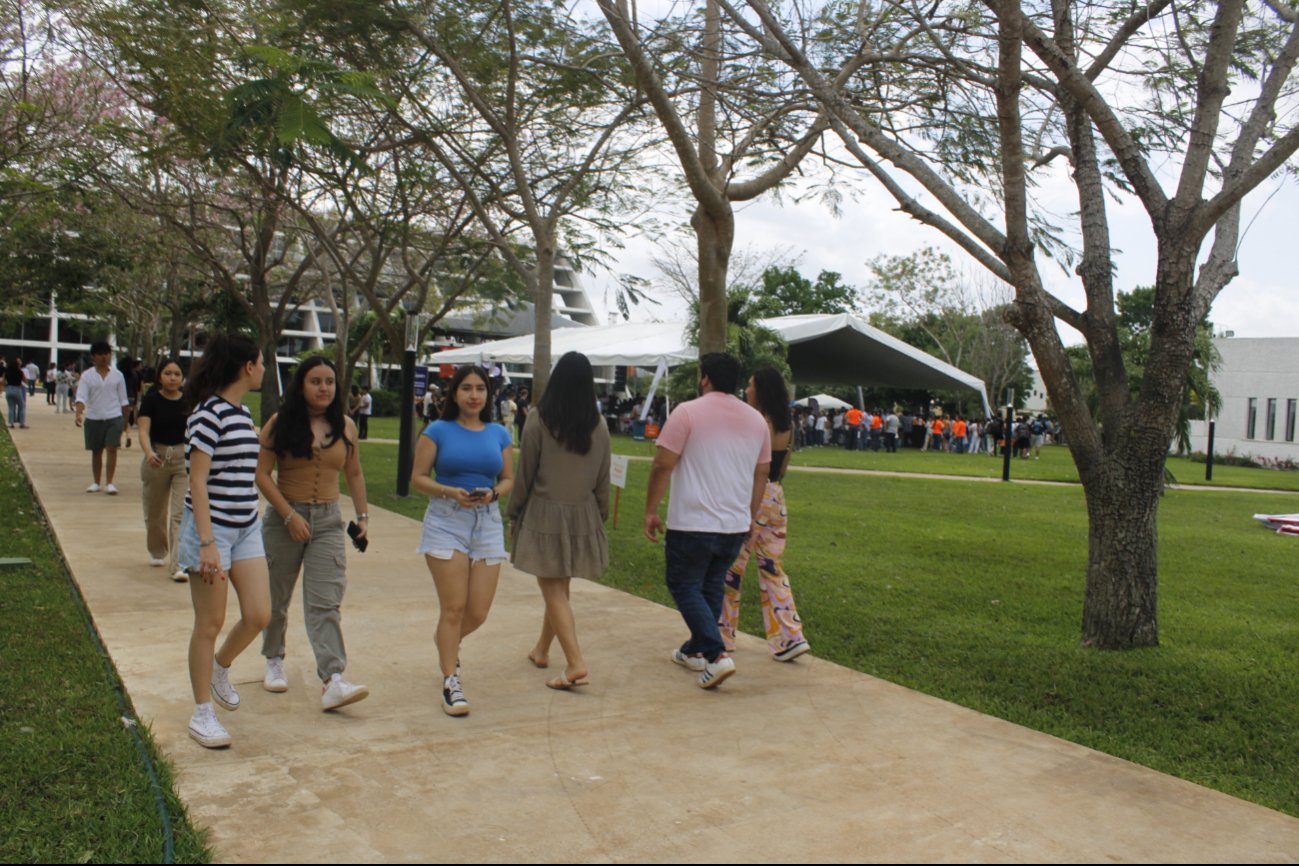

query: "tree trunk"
xmin=532 ymin=240 xmax=556 ymax=398
xmin=255 ymin=308 xmax=281 ymax=424
xmin=1081 ymin=460 xmax=1161 ymax=648
xmin=692 ymin=203 xmax=734 ymax=355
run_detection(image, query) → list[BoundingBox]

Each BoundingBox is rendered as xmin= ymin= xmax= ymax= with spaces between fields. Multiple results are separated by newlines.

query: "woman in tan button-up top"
xmin=255 ymin=357 xmax=372 ymax=712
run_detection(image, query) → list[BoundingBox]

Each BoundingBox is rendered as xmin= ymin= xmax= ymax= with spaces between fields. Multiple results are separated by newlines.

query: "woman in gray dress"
xmin=508 ymin=352 xmax=610 ymax=690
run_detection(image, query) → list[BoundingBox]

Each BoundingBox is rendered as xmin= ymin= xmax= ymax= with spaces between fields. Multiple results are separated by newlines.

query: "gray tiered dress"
xmin=507 ymin=411 xmax=611 ymax=578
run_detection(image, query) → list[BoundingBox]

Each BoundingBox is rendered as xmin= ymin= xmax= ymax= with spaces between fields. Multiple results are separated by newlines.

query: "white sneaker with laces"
xmin=321 ymin=673 xmax=369 ymax=711
xmin=442 ymin=674 xmax=469 ymax=716
xmin=188 ymin=703 xmax=232 ymax=749
xmin=172 ymin=569 xmax=188 ymax=583
xmin=263 ymin=657 xmax=288 ymax=693
xmin=104 ymin=483 xmax=119 ymax=495
xmin=773 ymin=641 xmax=811 ymax=663
xmin=85 ymin=483 xmax=101 ymax=493
xmin=699 ymin=654 xmax=737 ymax=689
xmin=210 ymin=659 xmax=240 ymax=711
xmin=671 ymin=648 xmax=707 ymax=672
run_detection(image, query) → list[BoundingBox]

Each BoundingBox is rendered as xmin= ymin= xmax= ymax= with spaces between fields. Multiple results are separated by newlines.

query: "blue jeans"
xmin=5 ymin=385 xmax=25 ymax=426
xmin=665 ymin=530 xmax=747 ymax=662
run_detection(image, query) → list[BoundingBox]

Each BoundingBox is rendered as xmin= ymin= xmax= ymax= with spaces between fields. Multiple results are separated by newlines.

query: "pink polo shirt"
xmin=656 ymin=391 xmax=771 ymax=534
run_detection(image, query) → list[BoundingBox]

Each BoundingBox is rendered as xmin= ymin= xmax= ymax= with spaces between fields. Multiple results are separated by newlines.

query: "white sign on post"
xmin=609 ymin=454 xmax=629 ymax=489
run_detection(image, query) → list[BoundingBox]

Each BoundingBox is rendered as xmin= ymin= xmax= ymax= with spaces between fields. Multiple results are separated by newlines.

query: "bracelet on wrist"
xmin=356 ymin=512 xmax=369 ymax=521
xmin=199 ymin=537 xmax=216 ymax=548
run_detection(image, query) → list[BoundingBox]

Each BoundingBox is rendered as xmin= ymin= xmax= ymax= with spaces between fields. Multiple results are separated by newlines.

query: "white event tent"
xmin=431 ymin=313 xmax=990 ymax=414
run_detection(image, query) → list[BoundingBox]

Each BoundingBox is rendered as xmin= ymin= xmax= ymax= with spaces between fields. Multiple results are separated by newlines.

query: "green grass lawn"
xmin=0 ymin=430 xmax=210 ymax=863
xmin=607 ymin=433 xmax=1299 ymax=491
xmin=357 ymin=435 xmax=1299 ymax=817
xmin=243 ymin=390 xmax=1299 ymax=492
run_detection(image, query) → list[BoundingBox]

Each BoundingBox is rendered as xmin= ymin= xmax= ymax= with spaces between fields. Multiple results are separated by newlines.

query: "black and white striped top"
xmin=185 ymin=396 xmax=260 ymax=528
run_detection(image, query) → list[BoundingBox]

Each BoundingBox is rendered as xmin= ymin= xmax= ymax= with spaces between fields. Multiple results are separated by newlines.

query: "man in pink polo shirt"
xmin=645 ymin=353 xmax=771 ymax=689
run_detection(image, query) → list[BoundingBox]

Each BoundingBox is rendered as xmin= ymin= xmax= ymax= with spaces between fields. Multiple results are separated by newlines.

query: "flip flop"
xmin=545 ymin=674 xmax=589 ymax=690
xmin=527 ymin=653 xmax=549 ymax=669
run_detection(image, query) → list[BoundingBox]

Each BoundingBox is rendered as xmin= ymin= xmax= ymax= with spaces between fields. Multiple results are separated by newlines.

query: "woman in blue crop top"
xmin=412 ymin=364 xmax=514 ymax=717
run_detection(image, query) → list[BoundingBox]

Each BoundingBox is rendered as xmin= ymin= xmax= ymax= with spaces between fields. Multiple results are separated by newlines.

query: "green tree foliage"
xmin=867 ymin=247 xmax=1032 ymax=413
xmin=746 ymin=266 xmax=860 ymax=318
xmin=667 ymin=287 xmax=789 ymax=403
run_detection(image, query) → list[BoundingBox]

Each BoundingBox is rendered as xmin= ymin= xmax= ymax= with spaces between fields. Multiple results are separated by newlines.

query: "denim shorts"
xmin=177 ymin=507 xmax=266 ymax=572
xmin=418 ymin=497 xmax=506 ymax=565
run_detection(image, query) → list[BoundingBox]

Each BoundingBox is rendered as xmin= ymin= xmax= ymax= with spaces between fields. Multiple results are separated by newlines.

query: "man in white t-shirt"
xmin=357 ymin=386 xmax=372 ymax=439
xmin=73 ymin=341 xmax=131 ymax=494
xmin=645 ymin=353 xmax=770 ymax=689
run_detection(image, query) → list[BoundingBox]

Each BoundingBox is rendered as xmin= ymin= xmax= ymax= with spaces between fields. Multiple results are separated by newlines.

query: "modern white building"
xmin=1186 ymin=336 xmax=1299 ymax=463
xmin=0 ymin=256 xmax=600 ymax=375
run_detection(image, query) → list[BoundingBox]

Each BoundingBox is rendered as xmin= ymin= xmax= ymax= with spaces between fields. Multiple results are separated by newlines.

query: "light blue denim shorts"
xmin=178 ymin=507 xmax=266 ymax=572
xmin=418 ymin=497 xmax=506 ymax=565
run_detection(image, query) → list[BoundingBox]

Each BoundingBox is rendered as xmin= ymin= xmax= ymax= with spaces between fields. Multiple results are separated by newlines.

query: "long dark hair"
xmin=272 ymin=357 xmax=351 ymax=459
xmin=439 ymin=365 xmax=494 ymax=423
xmin=750 ymin=367 xmax=792 ymax=433
xmin=184 ymin=334 xmax=259 ymax=410
xmin=536 ymin=352 xmax=599 ymax=455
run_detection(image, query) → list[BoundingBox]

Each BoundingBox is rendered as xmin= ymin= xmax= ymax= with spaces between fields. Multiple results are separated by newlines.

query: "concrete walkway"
xmin=11 ymin=409 xmax=1299 ymax=863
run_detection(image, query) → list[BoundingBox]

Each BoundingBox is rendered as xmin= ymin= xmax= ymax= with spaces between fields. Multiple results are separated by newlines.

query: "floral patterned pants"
xmin=720 ymin=481 xmax=806 ymax=654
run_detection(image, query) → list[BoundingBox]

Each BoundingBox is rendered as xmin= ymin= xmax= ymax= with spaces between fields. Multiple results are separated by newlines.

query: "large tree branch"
xmin=1012 ymin=7 xmax=1169 ymax=216
xmin=726 ymin=114 xmax=829 ymax=201
xmin=598 ymin=0 xmax=730 ymax=215
xmin=1086 ymin=0 xmax=1173 ymax=81
xmin=1171 ymin=0 xmax=1246 ymax=212
xmin=728 ymin=0 xmax=1014 ymax=262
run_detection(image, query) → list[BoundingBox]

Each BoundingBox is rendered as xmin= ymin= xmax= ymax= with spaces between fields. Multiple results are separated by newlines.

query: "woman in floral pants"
xmin=720 ymin=368 xmax=810 ymax=663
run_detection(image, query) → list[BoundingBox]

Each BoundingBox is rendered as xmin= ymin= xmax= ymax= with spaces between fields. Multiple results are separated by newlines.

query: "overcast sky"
xmin=578 ymin=167 xmax=1299 ymax=348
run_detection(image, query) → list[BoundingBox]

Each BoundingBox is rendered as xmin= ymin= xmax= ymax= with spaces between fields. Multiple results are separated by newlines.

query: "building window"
xmin=1287 ymin=399 xmax=1296 ymax=443
xmin=1267 ymin=398 xmax=1277 ymax=440
xmin=1247 ymin=398 xmax=1257 ymax=439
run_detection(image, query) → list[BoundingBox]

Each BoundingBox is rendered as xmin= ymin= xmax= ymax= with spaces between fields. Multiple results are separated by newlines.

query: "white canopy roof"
xmin=431 ymin=313 xmax=989 ymax=413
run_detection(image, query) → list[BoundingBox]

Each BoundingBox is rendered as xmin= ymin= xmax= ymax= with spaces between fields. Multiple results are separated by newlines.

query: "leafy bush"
xmin=367 ymin=387 xmax=402 ymax=417
xmin=1185 ymin=450 xmax=1299 ymax=471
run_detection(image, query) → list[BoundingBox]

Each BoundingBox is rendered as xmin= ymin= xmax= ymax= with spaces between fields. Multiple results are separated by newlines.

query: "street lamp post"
xmin=1002 ymin=389 xmax=1015 ymax=482
xmin=396 ymin=310 xmax=428 ymax=497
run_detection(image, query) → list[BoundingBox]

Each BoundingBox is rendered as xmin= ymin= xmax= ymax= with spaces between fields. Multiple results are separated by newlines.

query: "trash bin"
xmin=632 ymin=419 xmax=647 ymax=440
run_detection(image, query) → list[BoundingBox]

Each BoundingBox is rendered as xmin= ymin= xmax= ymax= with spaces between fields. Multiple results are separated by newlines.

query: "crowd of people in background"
xmin=790 ymin=405 xmax=1059 ymax=458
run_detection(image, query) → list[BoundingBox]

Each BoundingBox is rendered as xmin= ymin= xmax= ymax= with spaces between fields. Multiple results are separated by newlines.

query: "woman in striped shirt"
xmin=177 ymin=334 xmax=271 ymax=749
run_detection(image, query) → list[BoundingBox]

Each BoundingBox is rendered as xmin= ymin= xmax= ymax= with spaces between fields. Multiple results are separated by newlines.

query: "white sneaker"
xmin=172 ymin=569 xmax=188 ymax=583
xmin=148 ymin=556 xmax=165 ymax=567
xmin=699 ymin=654 xmax=737 ymax=689
xmin=210 ymin=659 xmax=240 ymax=711
xmin=671 ymin=648 xmax=706 ymax=672
xmin=773 ymin=641 xmax=811 ymax=662
xmin=188 ymin=704 xmax=231 ymax=749
xmin=263 ymin=657 xmax=288 ymax=693
xmin=321 ymin=673 xmax=369 ymax=711
xmin=442 ymin=674 xmax=469 ymax=716
xmin=104 ymin=483 xmax=119 ymax=495
xmin=85 ymin=483 xmax=101 ymax=493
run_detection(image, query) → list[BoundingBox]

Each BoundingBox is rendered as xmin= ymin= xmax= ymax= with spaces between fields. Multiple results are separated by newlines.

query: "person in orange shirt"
xmin=869 ymin=409 xmax=884 ymax=451
xmin=927 ymin=416 xmax=945 ymax=452
xmin=952 ymin=417 xmax=968 ymax=453
xmin=844 ymin=406 xmax=864 ymax=450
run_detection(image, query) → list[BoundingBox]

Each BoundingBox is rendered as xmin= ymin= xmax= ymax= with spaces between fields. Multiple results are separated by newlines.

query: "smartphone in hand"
xmin=470 ymin=487 xmax=493 ymax=500
xmin=346 ymin=520 xmax=368 ymax=553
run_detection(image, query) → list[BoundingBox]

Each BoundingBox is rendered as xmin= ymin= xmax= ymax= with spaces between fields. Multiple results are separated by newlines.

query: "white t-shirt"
xmin=655 ymin=392 xmax=771 ymax=534
xmin=359 ymin=393 xmax=373 ymax=416
xmin=74 ymin=367 xmax=130 ymax=421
